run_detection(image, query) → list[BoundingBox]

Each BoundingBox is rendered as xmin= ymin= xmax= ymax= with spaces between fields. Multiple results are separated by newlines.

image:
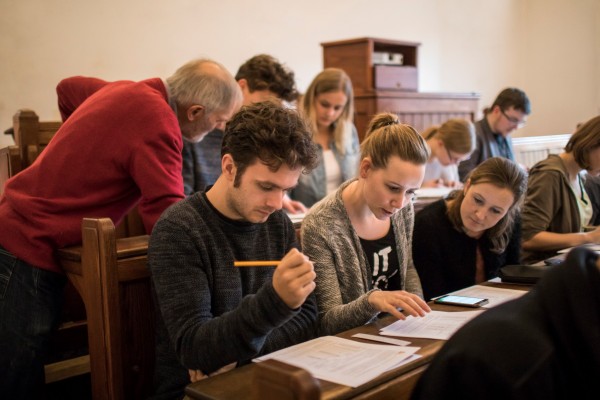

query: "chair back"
xmin=13 ymin=109 xmax=61 ymax=168
xmin=58 ymin=218 xmax=155 ymax=399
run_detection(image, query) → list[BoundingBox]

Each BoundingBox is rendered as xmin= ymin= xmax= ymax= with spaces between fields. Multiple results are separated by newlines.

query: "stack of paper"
xmin=254 ymin=336 xmax=419 ymax=387
xmin=380 ymin=310 xmax=483 ymax=340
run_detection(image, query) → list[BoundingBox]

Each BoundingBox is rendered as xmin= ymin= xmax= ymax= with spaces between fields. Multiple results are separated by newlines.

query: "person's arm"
xmin=301 ymin=213 xmax=379 ymax=335
xmin=521 ymin=170 xmax=596 ymax=252
xmin=523 ymin=229 xmax=600 ymax=251
xmin=149 ymin=218 xmax=315 ymax=374
xmin=56 ymin=76 xmax=110 ymax=121
xmin=282 ymin=194 xmax=308 ymax=214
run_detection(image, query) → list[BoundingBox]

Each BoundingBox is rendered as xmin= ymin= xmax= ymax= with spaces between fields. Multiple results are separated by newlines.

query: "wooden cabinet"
xmin=321 ymin=37 xmax=480 ymax=140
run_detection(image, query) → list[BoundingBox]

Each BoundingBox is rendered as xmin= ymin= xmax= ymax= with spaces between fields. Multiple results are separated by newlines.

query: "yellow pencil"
xmin=234 ymin=261 xmax=280 ymax=267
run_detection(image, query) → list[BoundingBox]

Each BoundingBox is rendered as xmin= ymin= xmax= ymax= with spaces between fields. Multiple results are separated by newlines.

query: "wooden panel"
xmin=354 ymin=92 xmax=480 ymax=141
xmin=322 ymin=38 xmax=420 ymax=96
xmin=323 ymin=40 xmax=373 ymax=93
xmin=374 ymin=65 xmax=418 ymax=91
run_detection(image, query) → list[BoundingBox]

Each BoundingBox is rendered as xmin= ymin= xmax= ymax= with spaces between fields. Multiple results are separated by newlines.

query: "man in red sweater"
xmin=0 ymin=58 xmax=242 ymax=397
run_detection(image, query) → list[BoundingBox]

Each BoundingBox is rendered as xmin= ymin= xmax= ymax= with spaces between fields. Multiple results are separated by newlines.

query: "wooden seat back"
xmin=58 ymin=218 xmax=155 ymax=399
xmin=253 ymin=359 xmax=320 ymax=400
xmin=13 ymin=109 xmax=62 ymax=169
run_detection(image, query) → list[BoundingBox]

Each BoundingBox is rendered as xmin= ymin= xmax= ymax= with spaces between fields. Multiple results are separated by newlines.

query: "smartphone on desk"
xmin=433 ymin=295 xmax=489 ymax=308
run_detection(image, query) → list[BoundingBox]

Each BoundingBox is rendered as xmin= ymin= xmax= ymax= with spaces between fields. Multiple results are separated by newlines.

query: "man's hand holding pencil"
xmin=271 ymin=248 xmax=316 ymax=309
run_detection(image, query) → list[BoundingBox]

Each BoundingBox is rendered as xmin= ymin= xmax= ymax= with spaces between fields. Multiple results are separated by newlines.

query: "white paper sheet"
xmin=286 ymin=212 xmax=306 ymax=224
xmin=254 ymin=336 xmax=418 ymax=387
xmin=380 ymin=310 xmax=483 ymax=340
xmin=414 ymin=187 xmax=453 ymax=198
xmin=351 ymin=333 xmax=411 ymax=346
xmin=441 ymin=285 xmax=527 ymax=308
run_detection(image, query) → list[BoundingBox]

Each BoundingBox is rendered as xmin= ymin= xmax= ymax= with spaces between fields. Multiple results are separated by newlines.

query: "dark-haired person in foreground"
xmin=148 ymin=102 xmax=319 ymax=399
xmin=411 ymin=246 xmax=600 ymax=400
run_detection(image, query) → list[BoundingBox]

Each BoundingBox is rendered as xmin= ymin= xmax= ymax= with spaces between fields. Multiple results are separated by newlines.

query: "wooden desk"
xmin=185 ymin=282 xmax=528 ymax=400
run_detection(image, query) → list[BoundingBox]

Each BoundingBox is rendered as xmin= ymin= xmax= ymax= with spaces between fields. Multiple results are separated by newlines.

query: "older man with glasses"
xmin=458 ymin=87 xmax=531 ymax=181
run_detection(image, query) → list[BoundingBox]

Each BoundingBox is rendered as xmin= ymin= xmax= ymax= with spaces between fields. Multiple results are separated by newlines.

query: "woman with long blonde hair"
xmin=290 ymin=68 xmax=360 ymax=208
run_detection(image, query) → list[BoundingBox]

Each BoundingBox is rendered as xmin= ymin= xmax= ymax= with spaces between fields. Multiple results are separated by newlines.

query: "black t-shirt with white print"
xmin=359 ymin=225 xmax=401 ymax=291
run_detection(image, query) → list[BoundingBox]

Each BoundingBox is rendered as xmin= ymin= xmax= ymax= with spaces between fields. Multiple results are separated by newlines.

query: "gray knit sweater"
xmin=301 ymin=179 xmax=424 ymax=335
xmin=148 ymin=193 xmax=317 ymax=399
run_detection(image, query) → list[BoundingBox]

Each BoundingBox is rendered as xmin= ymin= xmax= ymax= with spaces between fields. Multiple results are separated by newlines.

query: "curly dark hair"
xmin=222 ymin=101 xmax=318 ymax=187
xmin=491 ymin=87 xmax=531 ymax=115
xmin=235 ymin=54 xmax=298 ymax=102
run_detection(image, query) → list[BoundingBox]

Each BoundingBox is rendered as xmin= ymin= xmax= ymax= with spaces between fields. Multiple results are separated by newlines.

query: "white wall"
xmin=1 ymin=0 xmax=598 ymax=148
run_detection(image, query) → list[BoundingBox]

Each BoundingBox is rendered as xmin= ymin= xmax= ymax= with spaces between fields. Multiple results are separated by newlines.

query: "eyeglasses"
xmin=500 ymin=109 xmax=527 ymax=128
xmin=445 ymin=145 xmax=466 ymax=165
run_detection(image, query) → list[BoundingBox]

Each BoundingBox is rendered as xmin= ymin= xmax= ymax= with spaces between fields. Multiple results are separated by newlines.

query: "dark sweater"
xmin=181 ymin=129 xmax=223 ymax=195
xmin=148 ymin=193 xmax=317 ymax=399
xmin=412 ymin=199 xmax=521 ymax=300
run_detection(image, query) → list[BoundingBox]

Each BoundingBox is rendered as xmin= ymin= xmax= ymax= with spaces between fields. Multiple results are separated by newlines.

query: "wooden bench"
xmin=57 ymin=218 xmax=155 ymax=399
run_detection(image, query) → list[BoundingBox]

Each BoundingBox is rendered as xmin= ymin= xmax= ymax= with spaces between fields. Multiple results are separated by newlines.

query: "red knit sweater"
xmin=0 ymin=77 xmax=184 ymax=273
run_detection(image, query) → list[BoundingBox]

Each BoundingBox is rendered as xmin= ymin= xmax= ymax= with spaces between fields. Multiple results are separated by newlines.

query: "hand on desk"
xmin=272 ymin=248 xmax=316 ymax=309
xmin=188 ymin=362 xmax=236 ymax=383
xmin=584 ymin=226 xmax=600 ymax=244
xmin=282 ymin=195 xmax=307 ymax=214
xmin=368 ymin=290 xmax=431 ymax=321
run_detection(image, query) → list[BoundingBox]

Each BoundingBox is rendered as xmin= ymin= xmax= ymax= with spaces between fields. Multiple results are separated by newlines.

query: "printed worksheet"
xmin=254 ymin=336 xmax=419 ymax=387
xmin=380 ymin=310 xmax=483 ymax=340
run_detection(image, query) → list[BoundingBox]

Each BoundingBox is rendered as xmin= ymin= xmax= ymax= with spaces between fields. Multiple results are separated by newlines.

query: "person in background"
xmin=148 ymin=102 xmax=319 ymax=399
xmin=413 ymin=157 xmax=526 ymax=300
xmin=0 ymin=58 xmax=241 ymax=398
xmin=458 ymin=87 xmax=531 ymax=181
xmin=584 ymin=173 xmax=600 ymax=226
xmin=421 ymin=118 xmax=476 ymax=188
xmin=301 ymin=112 xmax=431 ymax=336
xmin=182 ymin=54 xmax=306 ymax=213
xmin=521 ymin=115 xmax=600 ymax=264
xmin=410 ymin=246 xmax=600 ymax=400
xmin=289 ymin=68 xmax=360 ymax=208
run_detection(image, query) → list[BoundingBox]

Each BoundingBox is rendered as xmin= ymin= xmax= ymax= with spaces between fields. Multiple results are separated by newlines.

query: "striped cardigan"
xmin=301 ymin=179 xmax=424 ymax=335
